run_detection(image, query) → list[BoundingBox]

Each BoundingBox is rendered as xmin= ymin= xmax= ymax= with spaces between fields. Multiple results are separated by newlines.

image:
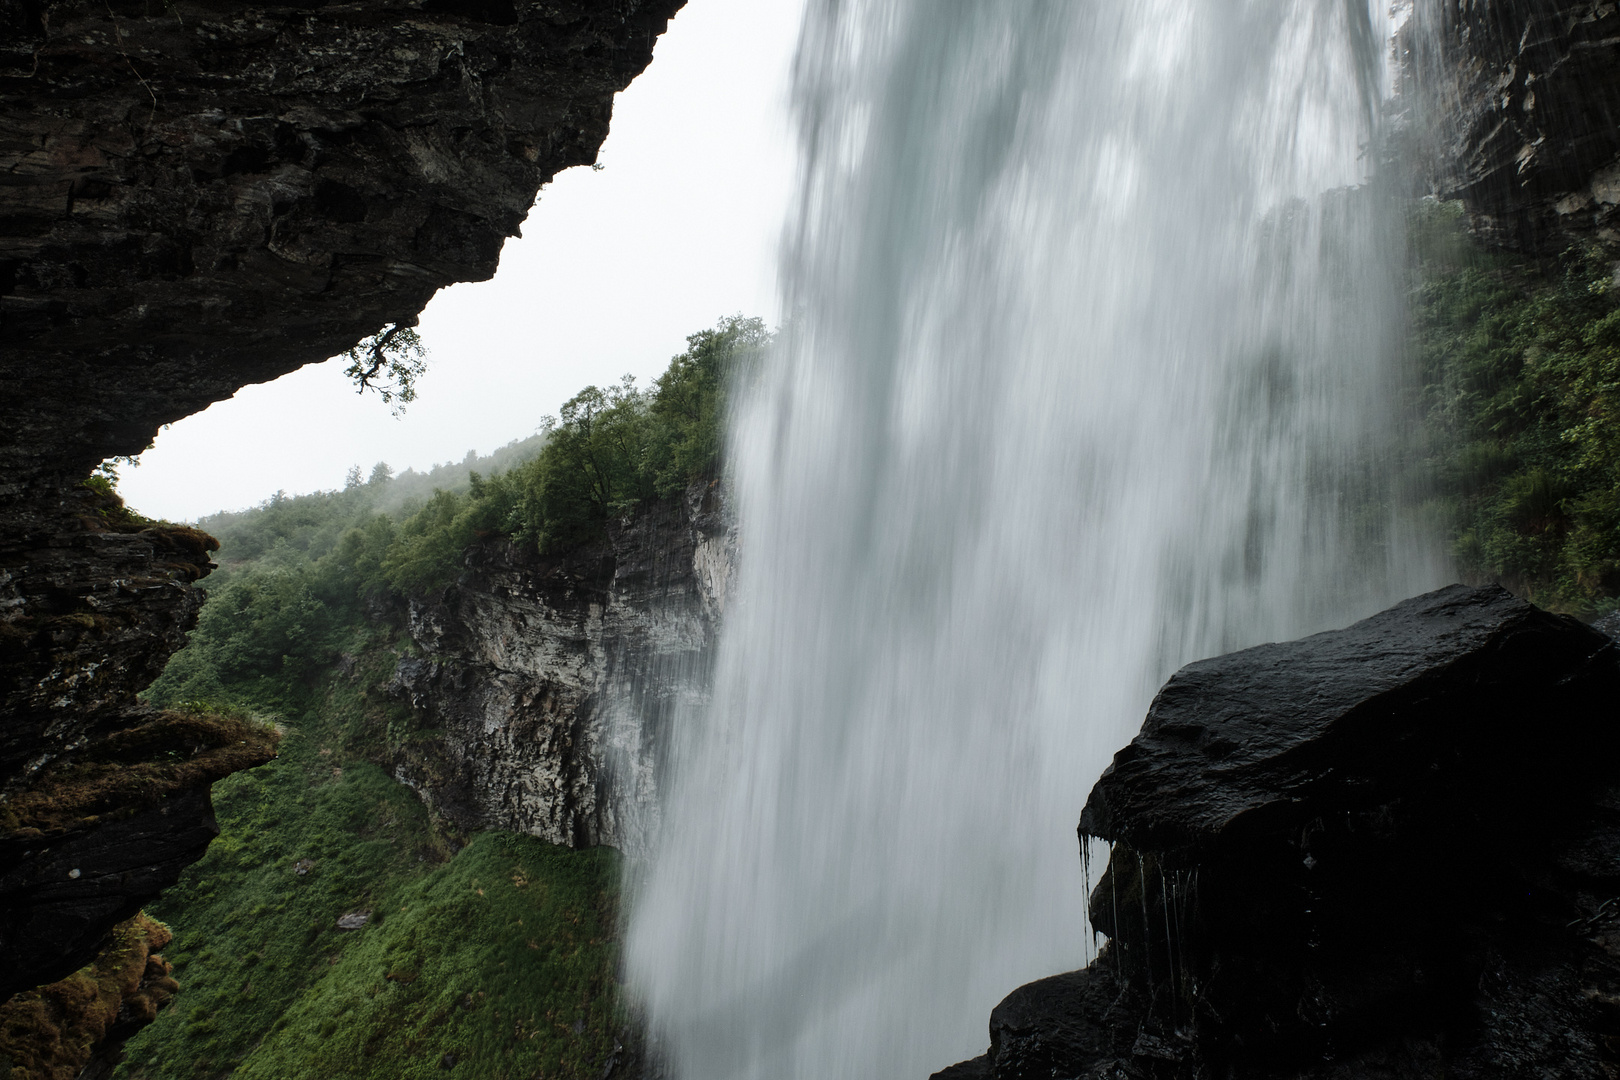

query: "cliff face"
xmin=0 ymin=0 xmax=682 ymax=490
xmin=0 ymin=0 xmax=683 ymax=998
xmin=936 ymin=585 xmax=1620 ymax=1079
xmin=1405 ymin=0 xmax=1620 ymax=253
xmin=391 ymin=481 xmax=731 ymax=856
xmin=0 ymin=486 xmax=215 ymax=785
xmin=0 ymin=706 xmax=278 ymax=1000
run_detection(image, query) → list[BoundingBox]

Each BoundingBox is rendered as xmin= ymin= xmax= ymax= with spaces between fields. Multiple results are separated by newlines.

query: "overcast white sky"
xmin=119 ymin=0 xmax=805 ymax=522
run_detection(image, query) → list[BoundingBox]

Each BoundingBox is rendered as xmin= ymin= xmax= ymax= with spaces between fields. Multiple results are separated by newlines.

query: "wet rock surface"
xmin=0 ymin=486 xmax=216 ymax=786
xmin=1405 ymin=0 xmax=1620 ymax=254
xmin=0 ymin=704 xmax=277 ymax=996
xmin=936 ymin=584 xmax=1620 ymax=1079
xmin=0 ymin=787 xmax=218 ymax=999
xmin=0 ymin=482 xmax=221 ymax=994
xmin=391 ymin=481 xmax=731 ymax=854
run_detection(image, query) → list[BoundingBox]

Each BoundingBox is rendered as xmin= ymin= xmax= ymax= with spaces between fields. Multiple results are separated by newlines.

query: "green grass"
xmin=105 ymin=321 xmax=769 ymax=1077
xmin=114 ymin=633 xmax=623 ymax=1080
xmin=233 ymin=834 xmax=620 ymax=1080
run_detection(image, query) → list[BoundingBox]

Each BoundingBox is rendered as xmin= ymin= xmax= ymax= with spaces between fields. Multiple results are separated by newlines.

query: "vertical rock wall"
xmin=391 ymin=481 xmax=732 ymax=856
xmin=1403 ymin=0 xmax=1620 ymax=253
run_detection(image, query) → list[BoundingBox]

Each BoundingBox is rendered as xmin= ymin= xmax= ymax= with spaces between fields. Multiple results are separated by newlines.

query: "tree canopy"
xmin=144 ymin=316 xmax=768 ymax=707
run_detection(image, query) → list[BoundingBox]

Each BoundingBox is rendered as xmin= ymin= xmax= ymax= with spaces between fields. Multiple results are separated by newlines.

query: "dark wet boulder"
xmin=1079 ymin=583 xmax=1619 ymax=862
xmin=935 ymin=584 xmax=1620 ymax=1079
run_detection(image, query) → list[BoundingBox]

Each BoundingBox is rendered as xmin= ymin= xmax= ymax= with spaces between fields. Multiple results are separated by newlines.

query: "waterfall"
xmin=627 ymin=2 xmax=1437 ymax=1077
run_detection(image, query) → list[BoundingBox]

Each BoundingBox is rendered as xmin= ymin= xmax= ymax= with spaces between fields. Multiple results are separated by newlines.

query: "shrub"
xmin=1410 ymin=200 xmax=1620 ymax=612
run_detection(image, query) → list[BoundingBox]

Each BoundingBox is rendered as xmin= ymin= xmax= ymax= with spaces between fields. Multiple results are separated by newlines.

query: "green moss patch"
xmin=77 ymin=478 xmax=220 ymax=575
xmin=0 ymin=912 xmax=178 ymax=1080
xmin=1 ymin=708 xmax=279 ymax=839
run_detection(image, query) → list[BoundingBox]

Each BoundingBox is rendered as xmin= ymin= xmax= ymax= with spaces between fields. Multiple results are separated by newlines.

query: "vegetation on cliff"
xmin=232 ymin=834 xmax=620 ymax=1080
xmin=109 ymin=572 xmax=629 ymax=1078
xmin=145 ymin=315 xmax=761 ymax=708
xmin=113 ymin=642 xmax=622 ymax=1080
xmin=92 ymin=316 xmax=761 ymax=1078
xmin=1410 ymin=201 xmax=1620 ymax=614
xmin=374 ymin=314 xmax=766 ymax=589
xmin=0 ymin=913 xmax=178 ymax=1080
xmin=0 ymin=707 xmax=278 ymax=841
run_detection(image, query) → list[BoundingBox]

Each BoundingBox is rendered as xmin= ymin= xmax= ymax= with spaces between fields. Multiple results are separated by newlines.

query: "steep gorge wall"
xmin=1405 ymin=0 xmax=1620 ymax=253
xmin=391 ymin=481 xmax=732 ymax=857
xmin=0 ymin=0 xmax=683 ymax=998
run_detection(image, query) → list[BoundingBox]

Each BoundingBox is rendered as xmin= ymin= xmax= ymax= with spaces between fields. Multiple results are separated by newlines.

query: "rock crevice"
xmin=1403 ymin=0 xmax=1620 ymax=253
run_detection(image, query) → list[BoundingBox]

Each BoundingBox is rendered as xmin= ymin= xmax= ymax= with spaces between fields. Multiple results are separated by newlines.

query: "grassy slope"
xmin=62 ymin=318 xmax=765 ymax=1078
xmin=236 ymin=835 xmax=620 ymax=1080
xmin=114 ymin=631 xmax=623 ymax=1080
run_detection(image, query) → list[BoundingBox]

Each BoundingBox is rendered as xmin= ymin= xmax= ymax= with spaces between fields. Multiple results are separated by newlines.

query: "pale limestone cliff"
xmin=391 ymin=481 xmax=731 ymax=855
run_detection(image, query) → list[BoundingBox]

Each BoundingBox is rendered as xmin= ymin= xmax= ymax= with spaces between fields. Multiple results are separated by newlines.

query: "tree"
xmin=517 ymin=376 xmax=652 ymax=551
xmin=647 ymin=314 xmax=769 ymax=494
xmin=342 ymin=323 xmax=427 ymax=415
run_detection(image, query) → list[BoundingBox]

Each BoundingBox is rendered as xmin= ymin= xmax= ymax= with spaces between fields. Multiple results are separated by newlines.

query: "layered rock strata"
xmin=391 ymin=481 xmax=731 ymax=855
xmin=0 ymin=485 xmax=215 ymax=787
xmin=0 ymin=483 xmax=227 ymax=993
xmin=0 ymin=0 xmax=682 ymax=998
xmin=0 ymin=704 xmax=277 ymax=998
xmin=0 ymin=0 xmax=684 ymax=489
xmin=0 ymin=785 xmax=213 ymax=1002
xmin=936 ymin=584 xmax=1620 ymax=1079
xmin=1404 ymin=0 xmax=1620 ymax=254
